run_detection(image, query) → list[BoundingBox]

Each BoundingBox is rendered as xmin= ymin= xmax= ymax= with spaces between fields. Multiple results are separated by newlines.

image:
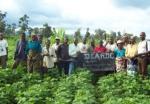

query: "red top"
xmin=94 ymin=46 xmax=107 ymax=53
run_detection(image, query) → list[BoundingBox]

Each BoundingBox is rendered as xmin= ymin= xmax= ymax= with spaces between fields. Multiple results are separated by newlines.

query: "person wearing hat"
xmin=0 ymin=33 xmax=8 ymax=69
xmin=57 ymin=37 xmax=70 ymax=75
xmin=94 ymin=40 xmax=107 ymax=53
xmin=136 ymin=32 xmax=150 ymax=77
xmin=114 ymin=40 xmax=126 ymax=72
xmin=12 ymin=33 xmax=28 ymax=70
xmin=52 ymin=36 xmax=61 ymax=68
xmin=68 ymin=38 xmax=80 ymax=75
xmin=26 ymin=34 xmax=42 ymax=73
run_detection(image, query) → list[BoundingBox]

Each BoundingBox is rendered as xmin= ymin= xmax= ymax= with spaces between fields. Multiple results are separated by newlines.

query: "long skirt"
xmin=115 ymin=58 xmax=126 ymax=72
xmin=27 ymin=50 xmax=43 ymax=73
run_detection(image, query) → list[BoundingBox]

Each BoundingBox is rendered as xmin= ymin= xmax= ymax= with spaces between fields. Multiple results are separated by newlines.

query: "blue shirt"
xmin=26 ymin=40 xmax=42 ymax=54
xmin=114 ymin=48 xmax=126 ymax=58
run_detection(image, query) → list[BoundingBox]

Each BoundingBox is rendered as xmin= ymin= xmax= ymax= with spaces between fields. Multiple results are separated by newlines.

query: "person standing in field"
xmin=125 ymin=36 xmax=138 ymax=61
xmin=52 ymin=37 xmax=61 ymax=68
xmin=136 ymin=32 xmax=150 ymax=77
xmin=94 ymin=40 xmax=107 ymax=53
xmin=57 ymin=37 xmax=70 ymax=75
xmin=42 ymin=39 xmax=56 ymax=69
xmin=26 ymin=34 xmax=42 ymax=73
xmin=78 ymin=38 xmax=89 ymax=54
xmin=69 ymin=38 xmax=80 ymax=75
xmin=0 ymin=33 xmax=8 ymax=69
xmin=106 ymin=37 xmax=117 ymax=52
xmin=114 ymin=40 xmax=126 ymax=72
xmin=12 ymin=33 xmax=28 ymax=70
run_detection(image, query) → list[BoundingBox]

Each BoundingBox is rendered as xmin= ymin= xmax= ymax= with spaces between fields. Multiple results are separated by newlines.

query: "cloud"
xmin=0 ymin=0 xmax=150 ymax=38
xmin=113 ymin=0 xmax=150 ymax=9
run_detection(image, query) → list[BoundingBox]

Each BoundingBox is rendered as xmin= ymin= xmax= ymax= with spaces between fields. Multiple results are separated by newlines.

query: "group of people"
xmin=0 ymin=32 xmax=150 ymax=77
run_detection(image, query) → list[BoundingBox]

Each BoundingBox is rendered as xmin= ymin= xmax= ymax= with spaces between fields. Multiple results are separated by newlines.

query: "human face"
xmin=109 ymin=38 xmax=113 ymax=44
xmin=130 ymin=38 xmax=135 ymax=44
xmin=140 ymin=34 xmax=145 ymax=41
xmin=64 ymin=38 xmax=68 ymax=44
xmin=117 ymin=43 xmax=123 ymax=49
xmin=20 ymin=34 xmax=25 ymax=40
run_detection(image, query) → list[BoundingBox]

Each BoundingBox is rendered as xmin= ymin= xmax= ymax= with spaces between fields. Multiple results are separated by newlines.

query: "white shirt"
xmin=42 ymin=47 xmax=56 ymax=68
xmin=138 ymin=40 xmax=150 ymax=54
xmin=69 ymin=43 xmax=80 ymax=57
xmin=0 ymin=39 xmax=8 ymax=56
xmin=106 ymin=43 xmax=117 ymax=52
xmin=78 ymin=42 xmax=89 ymax=53
xmin=52 ymin=43 xmax=60 ymax=51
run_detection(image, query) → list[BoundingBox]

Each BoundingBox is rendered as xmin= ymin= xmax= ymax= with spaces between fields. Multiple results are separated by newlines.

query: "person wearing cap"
xmin=78 ymin=38 xmax=89 ymax=53
xmin=94 ymin=40 xmax=107 ymax=53
xmin=0 ymin=33 xmax=8 ymax=69
xmin=114 ymin=40 xmax=126 ymax=72
xmin=106 ymin=37 xmax=117 ymax=52
xmin=42 ymin=39 xmax=56 ymax=69
xmin=12 ymin=33 xmax=28 ymax=70
xmin=52 ymin=36 xmax=61 ymax=68
xmin=57 ymin=37 xmax=70 ymax=75
xmin=69 ymin=38 xmax=80 ymax=75
xmin=136 ymin=32 xmax=150 ymax=77
xmin=26 ymin=34 xmax=42 ymax=73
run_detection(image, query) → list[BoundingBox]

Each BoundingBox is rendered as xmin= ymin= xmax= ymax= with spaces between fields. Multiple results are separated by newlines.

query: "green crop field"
xmin=0 ymin=36 xmax=150 ymax=104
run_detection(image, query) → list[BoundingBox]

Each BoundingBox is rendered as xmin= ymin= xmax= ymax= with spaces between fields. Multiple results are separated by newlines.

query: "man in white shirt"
xmin=78 ymin=38 xmax=88 ymax=53
xmin=106 ymin=37 xmax=117 ymax=52
xmin=0 ymin=33 xmax=8 ymax=69
xmin=69 ymin=38 xmax=80 ymax=75
xmin=137 ymin=32 xmax=150 ymax=77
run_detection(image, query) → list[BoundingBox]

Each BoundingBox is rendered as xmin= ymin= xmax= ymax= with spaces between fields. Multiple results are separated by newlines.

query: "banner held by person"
xmin=80 ymin=53 xmax=115 ymax=72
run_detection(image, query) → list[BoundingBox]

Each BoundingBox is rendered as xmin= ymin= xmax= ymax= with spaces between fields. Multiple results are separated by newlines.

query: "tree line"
xmin=0 ymin=10 xmax=137 ymax=40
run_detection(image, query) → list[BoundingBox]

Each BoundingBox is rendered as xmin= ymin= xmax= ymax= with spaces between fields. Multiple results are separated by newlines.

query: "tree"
xmin=42 ymin=23 xmax=52 ymax=37
xmin=5 ymin=24 xmax=12 ymax=35
xmin=85 ymin=28 xmax=90 ymax=38
xmin=12 ymin=23 xmax=17 ymax=34
xmin=28 ymin=27 xmax=33 ymax=35
xmin=19 ymin=14 xmax=29 ymax=32
xmin=33 ymin=27 xmax=39 ymax=34
xmin=95 ymin=28 xmax=105 ymax=39
xmin=74 ymin=28 xmax=81 ymax=39
xmin=0 ymin=11 xmax=7 ymax=33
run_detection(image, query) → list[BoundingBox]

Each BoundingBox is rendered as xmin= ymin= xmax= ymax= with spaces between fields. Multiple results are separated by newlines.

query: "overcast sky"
xmin=0 ymin=0 xmax=150 ymax=38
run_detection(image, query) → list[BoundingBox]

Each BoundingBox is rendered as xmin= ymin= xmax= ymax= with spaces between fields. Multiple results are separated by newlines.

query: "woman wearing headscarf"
xmin=26 ymin=34 xmax=42 ymax=73
xmin=114 ymin=40 xmax=126 ymax=72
